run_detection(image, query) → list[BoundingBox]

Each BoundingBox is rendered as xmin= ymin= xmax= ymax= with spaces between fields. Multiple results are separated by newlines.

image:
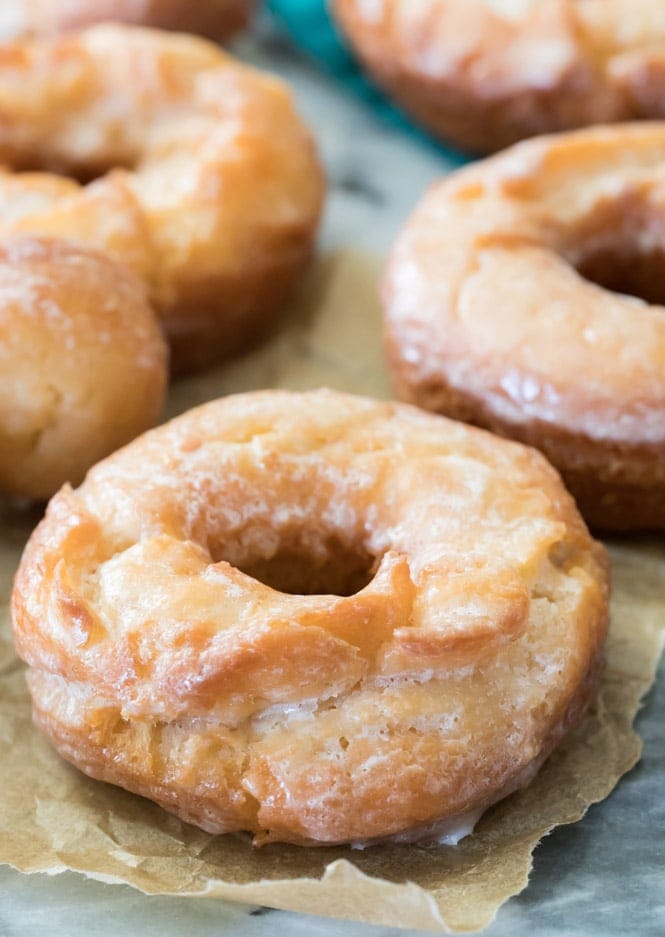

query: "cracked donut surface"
xmin=384 ymin=123 xmax=665 ymax=531
xmin=0 ymin=0 xmax=255 ymax=43
xmin=332 ymin=0 xmax=665 ymax=153
xmin=12 ymin=389 xmax=608 ymax=846
xmin=0 ymin=24 xmax=324 ymax=372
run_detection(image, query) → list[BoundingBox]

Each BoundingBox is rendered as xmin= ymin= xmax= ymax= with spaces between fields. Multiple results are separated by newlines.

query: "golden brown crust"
xmin=0 ymin=0 xmax=255 ymax=44
xmin=0 ymin=236 xmax=167 ymax=500
xmin=0 ymin=25 xmax=324 ymax=373
xmin=383 ymin=123 xmax=665 ymax=531
xmin=332 ymin=0 xmax=665 ymax=153
xmin=12 ymin=389 xmax=609 ymax=845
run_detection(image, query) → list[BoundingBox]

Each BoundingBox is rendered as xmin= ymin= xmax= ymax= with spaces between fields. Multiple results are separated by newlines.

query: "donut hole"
xmin=564 ymin=196 xmax=665 ymax=306
xmin=573 ymin=245 xmax=665 ymax=307
xmin=210 ymin=529 xmax=378 ymax=597
xmin=8 ymin=153 xmax=136 ymax=186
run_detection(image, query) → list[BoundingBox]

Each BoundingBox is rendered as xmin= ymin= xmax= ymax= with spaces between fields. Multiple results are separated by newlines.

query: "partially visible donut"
xmin=0 ymin=25 xmax=324 ymax=373
xmin=0 ymin=0 xmax=255 ymax=44
xmin=0 ymin=236 xmax=167 ymax=500
xmin=384 ymin=123 xmax=665 ymax=531
xmin=12 ymin=389 xmax=608 ymax=846
xmin=332 ymin=0 xmax=665 ymax=153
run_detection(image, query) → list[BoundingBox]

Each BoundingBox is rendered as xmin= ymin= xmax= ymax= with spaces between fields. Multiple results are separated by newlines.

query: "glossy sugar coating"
xmin=0 ymin=24 xmax=324 ymax=372
xmin=333 ymin=0 xmax=665 ymax=152
xmin=0 ymin=236 xmax=167 ymax=499
xmin=12 ymin=389 xmax=608 ymax=845
xmin=384 ymin=123 xmax=665 ymax=530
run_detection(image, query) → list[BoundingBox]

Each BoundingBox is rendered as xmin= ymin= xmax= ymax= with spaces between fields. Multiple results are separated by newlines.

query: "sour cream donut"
xmin=0 ymin=0 xmax=255 ymax=43
xmin=12 ymin=389 xmax=608 ymax=846
xmin=332 ymin=0 xmax=665 ymax=153
xmin=0 ymin=25 xmax=324 ymax=372
xmin=0 ymin=237 xmax=167 ymax=500
xmin=384 ymin=123 xmax=665 ymax=531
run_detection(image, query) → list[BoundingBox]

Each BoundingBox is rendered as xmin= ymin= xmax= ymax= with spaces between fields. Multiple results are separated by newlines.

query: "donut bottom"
xmin=165 ymin=248 xmax=313 ymax=376
xmin=25 ymin=648 xmax=603 ymax=848
xmin=390 ymin=374 xmax=665 ymax=533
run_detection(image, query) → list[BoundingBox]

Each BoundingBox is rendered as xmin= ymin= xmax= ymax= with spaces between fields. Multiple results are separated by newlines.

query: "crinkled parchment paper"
xmin=1 ymin=252 xmax=664 ymax=933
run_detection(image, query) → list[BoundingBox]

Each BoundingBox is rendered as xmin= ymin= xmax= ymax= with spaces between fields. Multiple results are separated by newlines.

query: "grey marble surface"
xmin=2 ymin=14 xmax=664 ymax=937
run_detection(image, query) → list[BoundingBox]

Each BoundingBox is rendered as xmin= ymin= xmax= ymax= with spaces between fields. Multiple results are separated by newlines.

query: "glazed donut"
xmin=0 ymin=236 xmax=167 ymax=500
xmin=0 ymin=0 xmax=255 ymax=43
xmin=384 ymin=123 xmax=665 ymax=532
xmin=12 ymin=389 xmax=608 ymax=846
xmin=0 ymin=25 xmax=324 ymax=373
xmin=332 ymin=0 xmax=665 ymax=153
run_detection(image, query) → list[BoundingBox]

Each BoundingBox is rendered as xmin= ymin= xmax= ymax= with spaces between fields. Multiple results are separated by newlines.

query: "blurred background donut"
xmin=0 ymin=237 xmax=167 ymax=500
xmin=0 ymin=25 xmax=325 ymax=373
xmin=331 ymin=0 xmax=665 ymax=153
xmin=0 ymin=0 xmax=256 ymax=44
xmin=384 ymin=123 xmax=665 ymax=531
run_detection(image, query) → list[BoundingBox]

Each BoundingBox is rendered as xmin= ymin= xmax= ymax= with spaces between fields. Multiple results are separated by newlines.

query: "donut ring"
xmin=0 ymin=236 xmax=167 ymax=500
xmin=0 ymin=25 xmax=324 ymax=373
xmin=12 ymin=389 xmax=608 ymax=846
xmin=0 ymin=0 xmax=255 ymax=43
xmin=332 ymin=0 xmax=665 ymax=153
xmin=384 ymin=123 xmax=665 ymax=531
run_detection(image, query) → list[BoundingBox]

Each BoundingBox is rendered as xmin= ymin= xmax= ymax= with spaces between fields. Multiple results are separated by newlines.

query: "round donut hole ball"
xmin=0 ymin=0 xmax=256 ymax=43
xmin=0 ymin=237 xmax=168 ymax=501
xmin=332 ymin=0 xmax=665 ymax=154
xmin=12 ymin=390 xmax=609 ymax=847
xmin=0 ymin=25 xmax=325 ymax=374
xmin=383 ymin=123 xmax=665 ymax=532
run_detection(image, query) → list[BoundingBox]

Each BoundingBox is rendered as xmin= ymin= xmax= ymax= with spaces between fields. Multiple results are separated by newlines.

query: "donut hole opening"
xmin=573 ymin=245 xmax=665 ymax=307
xmin=10 ymin=157 xmax=136 ymax=186
xmin=565 ymin=197 xmax=665 ymax=306
xmin=210 ymin=531 xmax=379 ymax=597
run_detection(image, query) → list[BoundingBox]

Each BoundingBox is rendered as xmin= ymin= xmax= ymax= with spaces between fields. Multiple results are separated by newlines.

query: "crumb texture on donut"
xmin=0 ymin=0 xmax=255 ymax=43
xmin=384 ymin=123 xmax=665 ymax=531
xmin=0 ymin=25 xmax=324 ymax=372
xmin=12 ymin=389 xmax=608 ymax=845
xmin=332 ymin=0 xmax=665 ymax=152
xmin=0 ymin=236 xmax=167 ymax=500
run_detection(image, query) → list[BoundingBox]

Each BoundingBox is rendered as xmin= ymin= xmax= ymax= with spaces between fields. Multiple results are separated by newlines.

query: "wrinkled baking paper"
xmin=1 ymin=252 xmax=664 ymax=933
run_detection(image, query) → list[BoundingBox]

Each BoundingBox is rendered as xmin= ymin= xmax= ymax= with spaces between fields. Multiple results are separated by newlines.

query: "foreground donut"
xmin=384 ymin=123 xmax=665 ymax=531
xmin=0 ymin=0 xmax=255 ymax=43
xmin=12 ymin=389 xmax=608 ymax=846
xmin=332 ymin=0 xmax=665 ymax=153
xmin=0 ymin=25 xmax=324 ymax=372
xmin=0 ymin=237 xmax=167 ymax=500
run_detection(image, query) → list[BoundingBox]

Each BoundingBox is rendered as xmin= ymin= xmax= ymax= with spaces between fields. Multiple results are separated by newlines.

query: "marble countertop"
xmin=2 ymin=14 xmax=664 ymax=937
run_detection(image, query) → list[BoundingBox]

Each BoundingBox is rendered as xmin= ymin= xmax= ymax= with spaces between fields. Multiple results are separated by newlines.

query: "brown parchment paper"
xmin=1 ymin=251 xmax=664 ymax=933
